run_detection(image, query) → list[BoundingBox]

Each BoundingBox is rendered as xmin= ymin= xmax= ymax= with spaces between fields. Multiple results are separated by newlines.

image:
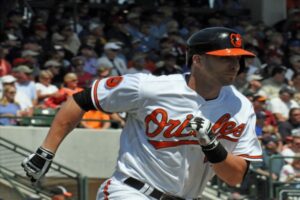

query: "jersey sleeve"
xmin=232 ymin=109 xmax=263 ymax=162
xmin=90 ymin=74 xmax=143 ymax=113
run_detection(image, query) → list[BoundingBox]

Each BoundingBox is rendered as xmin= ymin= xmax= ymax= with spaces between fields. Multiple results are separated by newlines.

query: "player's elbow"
xmin=224 ymin=175 xmax=244 ymax=187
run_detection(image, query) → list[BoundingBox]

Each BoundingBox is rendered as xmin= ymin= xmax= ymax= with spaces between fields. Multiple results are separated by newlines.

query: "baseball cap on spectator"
xmin=261 ymin=135 xmax=279 ymax=145
xmin=279 ymin=85 xmax=296 ymax=95
xmin=247 ymin=74 xmax=263 ymax=82
xmin=104 ymin=42 xmax=121 ymax=51
xmin=50 ymin=186 xmax=72 ymax=197
xmin=253 ymin=95 xmax=267 ymax=102
xmin=271 ymin=65 xmax=287 ymax=76
xmin=1 ymin=75 xmax=16 ymax=83
xmin=44 ymin=60 xmax=61 ymax=68
xmin=12 ymin=58 xmax=31 ymax=66
xmin=12 ymin=65 xmax=33 ymax=74
xmin=89 ymin=22 xmax=104 ymax=31
xmin=97 ymin=59 xmax=113 ymax=69
xmin=21 ymin=49 xmax=39 ymax=57
xmin=291 ymin=128 xmax=300 ymax=137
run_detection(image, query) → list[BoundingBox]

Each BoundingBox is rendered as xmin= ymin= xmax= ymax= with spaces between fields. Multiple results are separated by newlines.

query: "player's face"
xmin=202 ymin=55 xmax=241 ymax=85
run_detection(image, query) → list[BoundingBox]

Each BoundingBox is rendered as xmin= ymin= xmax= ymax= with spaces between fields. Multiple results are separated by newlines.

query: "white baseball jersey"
xmin=91 ymin=73 xmax=262 ymax=198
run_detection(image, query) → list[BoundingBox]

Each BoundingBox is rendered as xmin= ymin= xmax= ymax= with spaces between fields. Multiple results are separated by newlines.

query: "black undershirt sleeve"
xmin=73 ymin=88 xmax=96 ymax=111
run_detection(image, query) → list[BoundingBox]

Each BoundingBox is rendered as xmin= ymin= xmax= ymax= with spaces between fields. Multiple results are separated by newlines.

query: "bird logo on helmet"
xmin=185 ymin=27 xmax=255 ymax=73
xmin=230 ymin=33 xmax=242 ymax=48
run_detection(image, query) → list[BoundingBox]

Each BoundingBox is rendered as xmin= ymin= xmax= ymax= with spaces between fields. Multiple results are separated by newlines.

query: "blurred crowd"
xmin=0 ymin=0 xmax=300 ymax=193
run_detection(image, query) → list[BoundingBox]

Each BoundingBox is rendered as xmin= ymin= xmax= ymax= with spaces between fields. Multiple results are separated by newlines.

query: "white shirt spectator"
xmin=267 ymin=97 xmax=299 ymax=119
xmin=35 ymin=82 xmax=58 ymax=96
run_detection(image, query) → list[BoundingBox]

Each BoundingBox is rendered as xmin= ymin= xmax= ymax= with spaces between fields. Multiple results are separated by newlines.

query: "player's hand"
xmin=188 ymin=116 xmax=217 ymax=146
xmin=21 ymin=147 xmax=54 ymax=183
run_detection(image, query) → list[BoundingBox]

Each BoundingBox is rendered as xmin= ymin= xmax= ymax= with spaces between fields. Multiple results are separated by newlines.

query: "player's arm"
xmin=212 ymin=153 xmax=249 ymax=186
xmin=41 ymin=95 xmax=85 ymax=152
xmin=21 ymin=88 xmax=94 ymax=182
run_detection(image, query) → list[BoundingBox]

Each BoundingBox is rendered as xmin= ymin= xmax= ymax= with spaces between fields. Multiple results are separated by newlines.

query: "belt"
xmin=123 ymin=177 xmax=199 ymax=200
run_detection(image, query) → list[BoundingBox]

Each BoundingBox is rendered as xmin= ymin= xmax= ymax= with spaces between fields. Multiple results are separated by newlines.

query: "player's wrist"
xmin=36 ymin=146 xmax=55 ymax=160
xmin=201 ymin=141 xmax=228 ymax=163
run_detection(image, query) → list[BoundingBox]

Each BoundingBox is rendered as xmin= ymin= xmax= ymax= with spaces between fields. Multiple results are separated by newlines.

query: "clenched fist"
xmin=21 ymin=147 xmax=54 ymax=183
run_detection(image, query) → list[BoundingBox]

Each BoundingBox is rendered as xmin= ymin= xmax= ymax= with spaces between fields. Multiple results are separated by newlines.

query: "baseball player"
xmin=22 ymin=27 xmax=262 ymax=200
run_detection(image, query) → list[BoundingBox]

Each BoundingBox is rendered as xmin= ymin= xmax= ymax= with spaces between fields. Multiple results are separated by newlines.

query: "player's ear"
xmin=192 ymin=55 xmax=202 ymax=65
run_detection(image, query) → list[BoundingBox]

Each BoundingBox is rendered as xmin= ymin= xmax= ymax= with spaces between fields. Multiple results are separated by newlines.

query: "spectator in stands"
xmin=255 ymin=111 xmax=266 ymax=137
xmin=252 ymin=135 xmax=285 ymax=181
xmin=60 ymin=73 xmax=83 ymax=97
xmin=0 ymin=75 xmax=33 ymax=115
xmin=96 ymin=42 xmax=127 ymax=76
xmin=12 ymin=65 xmax=38 ymax=106
xmin=291 ymin=73 xmax=300 ymax=104
xmin=281 ymin=134 xmax=300 ymax=164
xmin=95 ymin=64 xmax=112 ymax=81
xmin=71 ymin=56 xmax=93 ymax=88
xmin=47 ymin=44 xmax=72 ymax=69
xmin=153 ymin=52 xmax=182 ymax=75
xmin=78 ymin=45 xmax=98 ymax=76
xmin=27 ymin=24 xmax=50 ymax=51
xmin=21 ymin=48 xmax=41 ymax=76
xmin=50 ymin=185 xmax=72 ymax=200
xmin=126 ymin=53 xmax=150 ymax=74
xmin=51 ymin=21 xmax=81 ymax=56
xmin=279 ymin=153 xmax=300 ymax=186
xmin=88 ymin=22 xmax=106 ymax=55
xmin=253 ymin=95 xmax=277 ymax=127
xmin=0 ymin=84 xmax=20 ymax=125
xmin=278 ymin=108 xmax=300 ymax=143
xmin=148 ymin=11 xmax=168 ymax=40
xmin=287 ymin=40 xmax=300 ymax=58
xmin=35 ymin=70 xmax=60 ymax=105
xmin=267 ymin=86 xmax=299 ymax=122
xmin=262 ymin=125 xmax=283 ymax=151
xmin=44 ymin=60 xmax=63 ymax=88
xmin=259 ymin=65 xmax=288 ymax=99
xmin=286 ymin=54 xmax=300 ymax=81
xmin=0 ymin=45 xmax=12 ymax=77
xmin=241 ymin=74 xmax=263 ymax=97
xmin=105 ymin=16 xmax=132 ymax=50
xmin=81 ymin=110 xmax=111 ymax=129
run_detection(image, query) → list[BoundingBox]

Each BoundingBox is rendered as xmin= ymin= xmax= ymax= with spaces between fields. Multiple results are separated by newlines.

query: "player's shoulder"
xmin=223 ymin=85 xmax=253 ymax=108
xmin=124 ymin=73 xmax=185 ymax=83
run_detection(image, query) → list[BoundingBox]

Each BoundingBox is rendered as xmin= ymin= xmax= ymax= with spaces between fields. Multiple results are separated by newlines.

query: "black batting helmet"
xmin=186 ymin=27 xmax=255 ymax=72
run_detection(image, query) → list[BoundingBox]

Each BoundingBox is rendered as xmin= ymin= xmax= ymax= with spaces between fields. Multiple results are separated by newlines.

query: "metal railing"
xmin=0 ymin=136 xmax=86 ymax=200
xmin=268 ymin=155 xmax=300 ymax=200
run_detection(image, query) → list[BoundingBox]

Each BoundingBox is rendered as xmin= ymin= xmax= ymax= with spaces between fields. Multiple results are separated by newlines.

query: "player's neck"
xmin=187 ymin=74 xmax=222 ymax=100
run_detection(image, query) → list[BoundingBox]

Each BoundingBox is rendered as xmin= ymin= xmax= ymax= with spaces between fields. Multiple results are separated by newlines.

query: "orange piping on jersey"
xmin=237 ymin=154 xmax=263 ymax=159
xmin=217 ymin=135 xmax=239 ymax=142
xmin=93 ymin=79 xmax=102 ymax=110
xmin=103 ymin=179 xmax=112 ymax=200
xmin=148 ymin=140 xmax=199 ymax=149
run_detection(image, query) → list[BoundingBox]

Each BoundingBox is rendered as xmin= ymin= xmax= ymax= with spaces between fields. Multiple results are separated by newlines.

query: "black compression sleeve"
xmin=73 ymin=88 xmax=96 ymax=111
